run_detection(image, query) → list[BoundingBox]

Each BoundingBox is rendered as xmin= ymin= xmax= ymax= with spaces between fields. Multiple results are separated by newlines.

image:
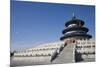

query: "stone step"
xmin=52 ymin=43 xmax=75 ymax=64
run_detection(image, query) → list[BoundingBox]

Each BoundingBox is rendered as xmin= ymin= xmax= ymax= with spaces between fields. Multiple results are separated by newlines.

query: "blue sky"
xmin=10 ymin=1 xmax=95 ymax=51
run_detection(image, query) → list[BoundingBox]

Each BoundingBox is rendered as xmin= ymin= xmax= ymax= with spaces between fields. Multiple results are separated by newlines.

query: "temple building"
xmin=60 ymin=16 xmax=92 ymax=41
xmin=10 ymin=15 xmax=95 ymax=66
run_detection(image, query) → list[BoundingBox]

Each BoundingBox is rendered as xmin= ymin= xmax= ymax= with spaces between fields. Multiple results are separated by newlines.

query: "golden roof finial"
xmin=72 ymin=12 xmax=76 ymax=19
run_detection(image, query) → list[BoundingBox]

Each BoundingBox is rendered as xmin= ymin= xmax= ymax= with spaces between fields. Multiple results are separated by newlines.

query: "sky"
xmin=10 ymin=0 xmax=95 ymax=51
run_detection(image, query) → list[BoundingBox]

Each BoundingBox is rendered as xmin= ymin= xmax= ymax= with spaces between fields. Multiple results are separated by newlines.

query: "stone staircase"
xmin=11 ymin=43 xmax=76 ymax=66
xmin=52 ymin=43 xmax=75 ymax=64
